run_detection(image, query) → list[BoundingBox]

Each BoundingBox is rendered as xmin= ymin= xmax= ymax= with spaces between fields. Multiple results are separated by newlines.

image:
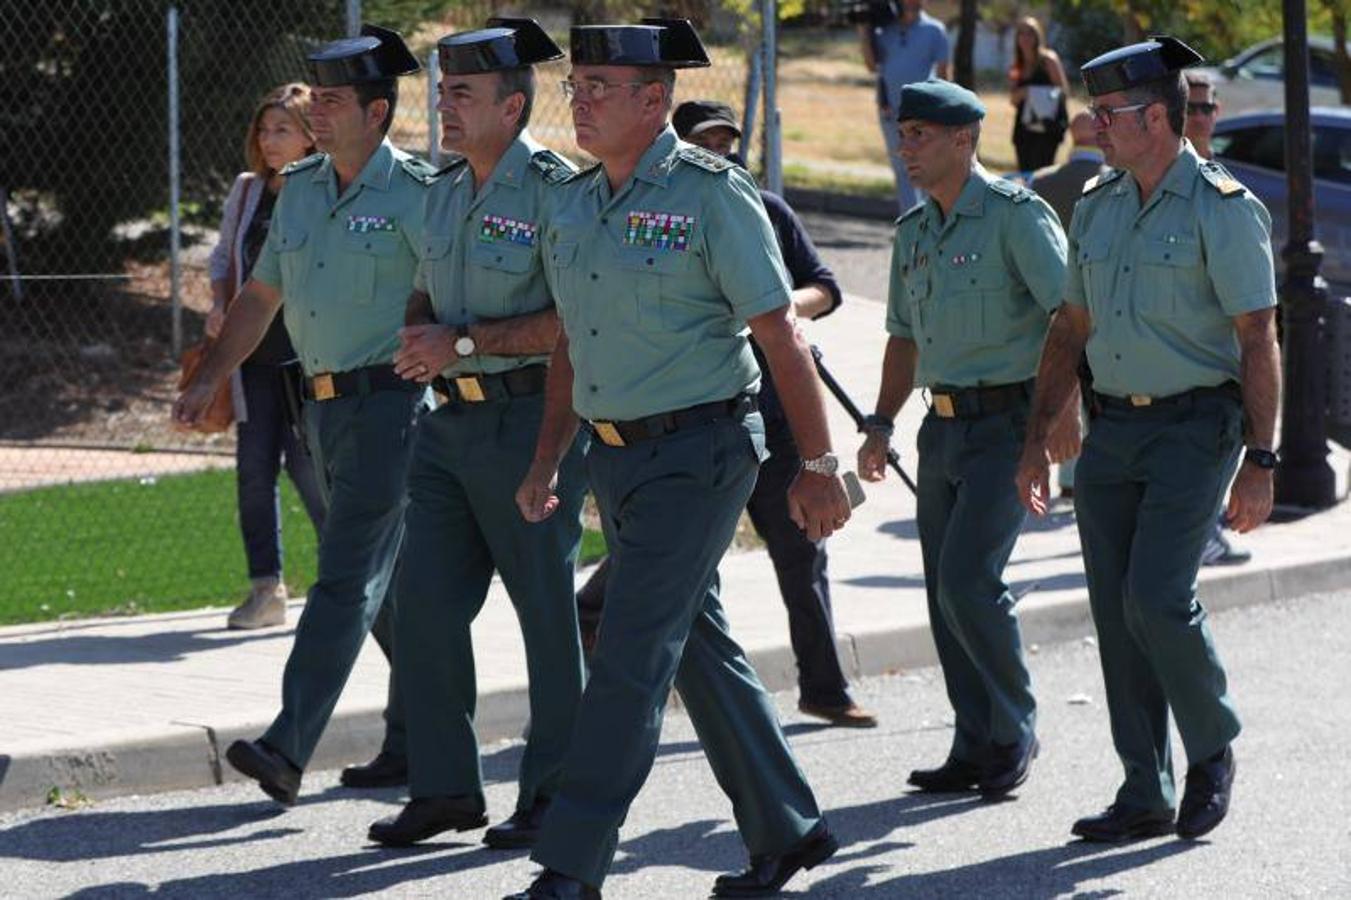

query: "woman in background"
xmin=1008 ymin=17 xmax=1070 ymax=172
xmin=206 ymin=82 xmax=326 ymax=629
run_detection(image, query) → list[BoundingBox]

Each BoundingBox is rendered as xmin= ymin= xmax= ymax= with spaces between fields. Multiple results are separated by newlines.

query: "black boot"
xmin=226 ymin=739 xmax=301 ymax=806
xmin=367 ymin=795 xmax=488 ymax=847
xmin=340 ymin=750 xmax=407 ymax=789
xmin=712 ymin=822 xmax=839 ymax=897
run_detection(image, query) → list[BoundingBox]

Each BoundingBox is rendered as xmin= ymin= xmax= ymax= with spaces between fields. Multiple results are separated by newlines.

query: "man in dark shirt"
xmin=575 ymin=99 xmax=876 ymax=728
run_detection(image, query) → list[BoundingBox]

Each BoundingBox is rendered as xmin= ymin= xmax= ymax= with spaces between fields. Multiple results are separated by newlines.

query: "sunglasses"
xmin=1087 ymin=101 xmax=1152 ymax=128
xmin=1187 ymin=101 xmax=1218 ymax=116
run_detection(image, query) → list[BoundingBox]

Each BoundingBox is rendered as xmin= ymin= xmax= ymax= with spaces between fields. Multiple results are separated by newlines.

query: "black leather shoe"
xmin=226 ymin=739 xmax=301 ymax=806
xmin=1177 ymin=745 xmax=1235 ymax=839
xmin=711 ymin=822 xmax=839 ymax=897
xmin=503 ymin=869 xmax=601 ymax=899
xmin=906 ymin=758 xmax=984 ymax=793
xmin=484 ymin=797 xmax=550 ymax=850
xmin=1071 ymin=804 xmax=1176 ymax=842
xmin=368 ymin=795 xmax=489 ymax=847
xmin=340 ymin=750 xmax=407 ymax=789
xmin=979 ymin=736 xmax=1039 ymax=798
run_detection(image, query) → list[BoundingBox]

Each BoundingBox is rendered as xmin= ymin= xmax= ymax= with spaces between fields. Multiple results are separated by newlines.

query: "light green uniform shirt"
xmin=541 ymin=127 xmax=791 ymax=422
xmin=886 ymin=166 xmax=1067 ymax=387
xmin=414 ymin=131 xmax=575 ymax=377
xmin=253 ymin=139 xmax=430 ymax=376
xmin=1064 ymin=143 xmax=1276 ymax=398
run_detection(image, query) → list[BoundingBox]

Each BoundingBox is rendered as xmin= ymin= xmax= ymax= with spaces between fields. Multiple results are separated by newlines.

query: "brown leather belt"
xmin=432 ymin=365 xmax=548 ymax=405
xmin=587 ymin=394 xmax=756 ymax=448
xmin=929 ymin=380 xmax=1032 ymax=419
xmin=303 ymin=365 xmax=419 ymax=402
xmin=1094 ymin=381 xmax=1241 ymax=411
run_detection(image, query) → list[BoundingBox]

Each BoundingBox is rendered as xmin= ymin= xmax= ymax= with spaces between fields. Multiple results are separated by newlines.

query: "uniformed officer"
xmin=857 ymin=79 xmax=1069 ymax=799
xmin=1015 ymin=36 xmax=1280 ymax=842
xmin=173 ymin=25 xmax=432 ymax=804
xmin=364 ymin=18 xmax=587 ymax=851
xmin=508 ymin=19 xmax=851 ymax=900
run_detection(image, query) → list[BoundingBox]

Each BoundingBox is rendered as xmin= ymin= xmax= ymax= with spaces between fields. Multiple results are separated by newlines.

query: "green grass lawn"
xmin=0 ymin=469 xmax=607 ymax=626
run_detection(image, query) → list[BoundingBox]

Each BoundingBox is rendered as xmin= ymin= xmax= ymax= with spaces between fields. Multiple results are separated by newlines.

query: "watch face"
xmin=454 ymin=336 xmax=475 ymax=356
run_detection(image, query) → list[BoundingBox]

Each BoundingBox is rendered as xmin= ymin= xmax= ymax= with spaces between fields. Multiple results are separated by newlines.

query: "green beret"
xmin=896 ymin=78 xmax=986 ymax=125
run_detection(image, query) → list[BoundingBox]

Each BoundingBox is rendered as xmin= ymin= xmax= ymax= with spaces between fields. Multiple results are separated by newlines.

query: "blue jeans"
xmin=235 ymin=364 xmax=326 ymax=579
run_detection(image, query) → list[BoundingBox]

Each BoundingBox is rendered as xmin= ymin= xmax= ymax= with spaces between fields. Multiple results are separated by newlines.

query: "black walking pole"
xmin=810 ymin=345 xmax=918 ymax=495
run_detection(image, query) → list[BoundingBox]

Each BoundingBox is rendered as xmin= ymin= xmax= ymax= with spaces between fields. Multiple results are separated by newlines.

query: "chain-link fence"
xmin=0 ymin=1 xmax=762 ymax=624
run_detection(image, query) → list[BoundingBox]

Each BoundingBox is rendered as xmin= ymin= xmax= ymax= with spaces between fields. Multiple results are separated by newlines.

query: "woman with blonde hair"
xmin=1008 ymin=16 xmax=1071 ymax=172
xmin=206 ymin=82 xmax=326 ymax=629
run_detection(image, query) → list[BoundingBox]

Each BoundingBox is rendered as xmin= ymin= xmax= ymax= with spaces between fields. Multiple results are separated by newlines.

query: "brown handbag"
xmin=177 ymin=340 xmax=235 ymax=433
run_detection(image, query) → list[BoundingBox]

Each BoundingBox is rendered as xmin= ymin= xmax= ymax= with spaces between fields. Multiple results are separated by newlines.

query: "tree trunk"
xmin=1332 ymin=7 xmax=1351 ymax=105
xmin=955 ymin=0 xmax=978 ymax=88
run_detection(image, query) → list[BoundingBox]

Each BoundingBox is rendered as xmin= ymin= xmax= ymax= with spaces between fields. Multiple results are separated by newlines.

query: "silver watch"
xmin=454 ymin=330 xmax=476 ymax=357
xmin=801 ymin=452 xmax=840 ymax=477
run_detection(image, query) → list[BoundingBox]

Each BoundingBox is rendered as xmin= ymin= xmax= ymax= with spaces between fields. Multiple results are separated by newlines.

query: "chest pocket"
xmin=275 ymin=228 xmax=310 ymax=288
xmin=1075 ymin=236 xmax=1113 ymax=316
xmin=546 ymin=241 xmax=580 ymax=322
xmin=937 ymin=252 xmax=1001 ymax=344
xmin=470 ymin=242 xmax=536 ymax=318
xmin=618 ymin=247 xmax=694 ymax=332
xmin=343 ymin=230 xmax=402 ymax=305
xmin=1137 ymin=237 xmax=1204 ymax=318
xmin=421 ymin=233 xmax=453 ymax=304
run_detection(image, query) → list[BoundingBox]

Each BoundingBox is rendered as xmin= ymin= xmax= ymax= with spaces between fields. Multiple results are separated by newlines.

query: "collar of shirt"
xmin=311 ymin=138 xmax=399 ymax=195
xmin=1068 ymin=148 xmax=1105 ymax=164
xmin=481 ymin=130 xmax=546 ymax=193
xmin=922 ymin=164 xmax=994 ymax=234
xmin=1116 ymin=141 xmax=1201 ymax=207
xmin=588 ymin=125 xmax=680 ymax=200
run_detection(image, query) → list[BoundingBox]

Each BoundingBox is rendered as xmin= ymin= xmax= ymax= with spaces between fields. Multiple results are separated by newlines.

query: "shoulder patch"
xmin=1199 ymin=161 xmax=1247 ymax=198
xmin=676 ymin=145 xmax=734 ymax=173
xmin=399 ymin=156 xmax=438 ymax=185
xmin=1081 ymin=168 xmax=1126 ymax=196
xmin=987 ymin=178 xmax=1032 ymax=203
xmin=432 ymin=156 xmax=468 ymax=178
xmin=280 ymin=153 xmax=324 ymax=176
xmin=530 ymin=149 xmax=577 ymax=185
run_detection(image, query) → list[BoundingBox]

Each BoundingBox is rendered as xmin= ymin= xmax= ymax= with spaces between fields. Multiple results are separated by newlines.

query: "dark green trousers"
xmin=531 ymin=414 xmax=822 ymax=888
xmin=260 ymin=388 xmax=420 ymax=769
xmin=395 ymin=393 xmax=587 ymax=807
xmin=915 ymin=406 xmax=1037 ymax=764
xmin=1075 ymin=393 xmax=1243 ymax=812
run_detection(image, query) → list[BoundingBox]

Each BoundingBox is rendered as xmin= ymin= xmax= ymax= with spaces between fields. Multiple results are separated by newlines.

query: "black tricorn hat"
xmin=438 ymin=17 xmax=564 ymax=75
xmin=1080 ymin=35 xmax=1204 ymax=96
xmin=308 ymin=24 xmax=421 ymax=87
xmin=569 ymin=18 xmax=710 ymax=69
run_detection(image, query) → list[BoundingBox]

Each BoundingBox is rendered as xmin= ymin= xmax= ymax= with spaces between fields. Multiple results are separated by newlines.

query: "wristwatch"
xmin=801 ymin=452 xmax=840 ymax=477
xmin=862 ymin=413 xmax=895 ymax=439
xmin=1244 ymin=447 xmax=1277 ymax=470
xmin=453 ymin=326 xmax=476 ymax=357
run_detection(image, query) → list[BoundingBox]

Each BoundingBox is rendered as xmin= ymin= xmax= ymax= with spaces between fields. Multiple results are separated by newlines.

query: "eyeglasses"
xmin=559 ymin=79 xmax=652 ymax=101
xmin=1087 ymin=101 xmax=1153 ymax=128
xmin=1187 ymin=101 xmax=1218 ymax=116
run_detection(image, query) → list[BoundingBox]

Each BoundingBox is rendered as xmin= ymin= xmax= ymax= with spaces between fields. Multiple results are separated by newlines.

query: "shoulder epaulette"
xmin=432 ymin=156 xmax=469 ymax=178
xmin=895 ymin=202 xmax=925 ymax=228
xmin=1199 ymin=160 xmax=1247 ymax=198
xmin=676 ymin=145 xmax=734 ymax=173
xmin=988 ymin=178 xmax=1032 ymax=203
xmin=564 ymin=162 xmax=603 ymax=184
xmin=280 ymin=153 xmax=324 ymax=176
xmin=1081 ymin=168 xmax=1126 ymax=196
xmin=399 ymin=155 xmax=439 ymax=185
xmin=530 ymin=149 xmax=577 ymax=185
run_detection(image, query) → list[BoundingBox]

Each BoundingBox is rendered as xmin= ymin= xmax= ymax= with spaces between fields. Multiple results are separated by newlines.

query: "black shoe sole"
xmin=226 ymin=742 xmax=299 ymax=806
xmin=1071 ymin=819 xmax=1176 ymax=843
xmin=712 ymin=832 xmax=840 ymax=898
xmin=340 ymin=772 xmax=409 ymax=789
xmin=368 ymin=814 xmax=489 ymax=848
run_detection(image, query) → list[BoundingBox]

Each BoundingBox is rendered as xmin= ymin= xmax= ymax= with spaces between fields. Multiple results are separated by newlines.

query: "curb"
xmin=4 ymin=553 xmax=1349 ymax=815
xmin=782 ymin=187 xmax=898 ymax=222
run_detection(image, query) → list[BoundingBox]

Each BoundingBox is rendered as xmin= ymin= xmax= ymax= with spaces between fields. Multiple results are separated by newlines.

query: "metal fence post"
xmin=427 ymin=48 xmax=440 ymax=164
xmin=346 ymin=0 xmax=361 ymax=36
xmin=1 ymin=188 xmax=22 ymax=301
xmin=761 ymin=0 xmax=782 ymax=194
xmin=739 ymin=48 xmax=760 ymax=167
xmin=167 ymin=5 xmax=182 ymax=358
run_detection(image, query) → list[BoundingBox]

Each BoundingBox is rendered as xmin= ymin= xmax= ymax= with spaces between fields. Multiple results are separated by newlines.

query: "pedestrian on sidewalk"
xmin=1008 ymin=16 xmax=1071 ymax=174
xmin=205 ymin=82 xmax=328 ymax=631
xmin=1015 ymin=36 xmax=1280 ymax=843
xmin=509 ymin=19 xmax=850 ymax=900
xmin=365 ymin=19 xmax=588 ymax=852
xmin=573 ymin=98 xmax=877 ymax=730
xmin=858 ymin=0 xmax=951 ymax=213
xmin=173 ymin=25 xmax=433 ymax=805
xmin=858 ymin=79 xmax=1071 ymax=799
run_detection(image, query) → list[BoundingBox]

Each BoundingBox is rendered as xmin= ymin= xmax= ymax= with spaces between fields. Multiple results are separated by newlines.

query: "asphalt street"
xmin=2 ymin=591 xmax=1348 ymax=899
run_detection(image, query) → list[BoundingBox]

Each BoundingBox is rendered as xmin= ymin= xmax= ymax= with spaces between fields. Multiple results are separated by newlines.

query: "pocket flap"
xmin=471 ymin=242 xmax=533 ymax=274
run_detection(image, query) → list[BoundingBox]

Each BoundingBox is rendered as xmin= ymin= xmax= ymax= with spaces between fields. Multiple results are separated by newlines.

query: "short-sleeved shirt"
xmin=414 ymin=131 xmax=574 ymax=377
xmin=886 ymin=166 xmax=1067 ymax=387
xmin=253 ymin=139 xmax=428 ymax=376
xmin=1063 ymin=143 xmax=1276 ymax=398
xmin=541 ymin=127 xmax=791 ymax=422
xmin=872 ymin=10 xmax=951 ymax=108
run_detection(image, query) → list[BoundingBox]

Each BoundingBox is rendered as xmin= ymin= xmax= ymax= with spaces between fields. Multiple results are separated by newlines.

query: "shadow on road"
xmin=0 ymin=625 xmax=291 ymax=671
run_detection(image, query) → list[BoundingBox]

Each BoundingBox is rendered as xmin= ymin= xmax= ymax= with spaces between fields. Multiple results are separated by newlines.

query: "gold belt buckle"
xmin=1129 ymin=394 xmax=1152 ymax=407
xmin=312 ymin=373 xmax=336 ymax=402
xmin=455 ymin=376 xmax=486 ymax=403
xmin=592 ymin=421 xmax=626 ymax=447
xmin=932 ymin=393 xmax=956 ymax=418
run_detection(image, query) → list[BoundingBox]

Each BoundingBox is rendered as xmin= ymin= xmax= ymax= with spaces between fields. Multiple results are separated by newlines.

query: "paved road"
xmin=2 ymin=591 xmax=1348 ymax=899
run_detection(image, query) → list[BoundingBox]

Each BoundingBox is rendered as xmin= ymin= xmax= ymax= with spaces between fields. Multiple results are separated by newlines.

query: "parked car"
xmin=1192 ymin=36 xmax=1346 ymax=116
xmin=1210 ymin=108 xmax=1351 ymax=297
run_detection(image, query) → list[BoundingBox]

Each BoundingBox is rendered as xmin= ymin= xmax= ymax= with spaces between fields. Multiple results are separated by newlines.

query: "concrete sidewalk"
xmin=3 ymin=296 xmax=1349 ymax=813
